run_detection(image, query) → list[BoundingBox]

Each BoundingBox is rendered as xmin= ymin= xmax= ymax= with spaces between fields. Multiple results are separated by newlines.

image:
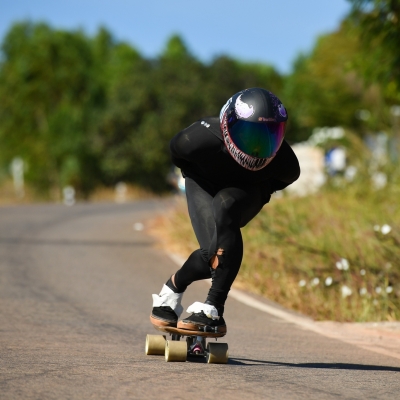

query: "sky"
xmin=0 ymin=0 xmax=352 ymax=74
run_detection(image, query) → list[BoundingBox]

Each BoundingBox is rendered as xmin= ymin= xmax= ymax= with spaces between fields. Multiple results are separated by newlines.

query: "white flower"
xmin=360 ymin=269 xmax=366 ymax=276
xmin=359 ymin=288 xmax=367 ymax=296
xmin=375 ymin=287 xmax=382 ymax=294
xmin=344 ymin=166 xmax=357 ymax=181
xmin=371 ymin=172 xmax=387 ymax=190
xmin=341 ymin=285 xmax=352 ymax=298
xmin=325 ymin=277 xmax=333 ymax=286
xmin=336 ymin=258 xmax=349 ymax=271
xmin=381 ymin=224 xmax=391 ymax=235
xmin=311 ymin=277 xmax=320 ymax=286
xmin=386 ymin=286 xmax=393 ymax=294
xmin=299 ymin=280 xmax=306 ymax=287
xmin=341 ymin=258 xmax=349 ymax=271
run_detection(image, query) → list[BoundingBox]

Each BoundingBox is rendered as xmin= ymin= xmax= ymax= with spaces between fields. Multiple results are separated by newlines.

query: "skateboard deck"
xmin=145 ymin=323 xmax=229 ymax=363
xmin=153 ymin=324 xmax=226 ymax=338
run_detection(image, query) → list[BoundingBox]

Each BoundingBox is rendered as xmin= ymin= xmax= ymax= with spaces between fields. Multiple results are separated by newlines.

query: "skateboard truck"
xmin=200 ymin=325 xmax=220 ymax=333
xmin=187 ymin=336 xmax=207 ymax=356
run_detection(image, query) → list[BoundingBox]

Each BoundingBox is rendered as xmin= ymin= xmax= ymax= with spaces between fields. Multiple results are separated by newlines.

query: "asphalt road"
xmin=1 ymin=200 xmax=399 ymax=400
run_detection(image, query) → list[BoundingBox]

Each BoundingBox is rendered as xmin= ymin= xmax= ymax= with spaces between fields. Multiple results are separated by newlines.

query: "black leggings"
xmin=173 ymin=177 xmax=266 ymax=307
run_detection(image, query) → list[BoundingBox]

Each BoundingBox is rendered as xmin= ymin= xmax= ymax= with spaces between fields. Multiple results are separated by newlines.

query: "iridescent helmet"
xmin=219 ymin=88 xmax=287 ymax=171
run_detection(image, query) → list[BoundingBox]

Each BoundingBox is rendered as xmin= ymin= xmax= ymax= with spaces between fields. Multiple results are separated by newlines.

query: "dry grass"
xmin=149 ymin=183 xmax=400 ymax=322
xmin=87 ymin=184 xmax=154 ymax=203
xmin=0 ymin=180 xmax=39 ymax=205
xmin=0 ymin=180 xmax=155 ymax=206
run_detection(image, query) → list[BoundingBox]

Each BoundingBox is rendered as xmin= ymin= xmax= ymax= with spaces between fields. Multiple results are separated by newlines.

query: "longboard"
xmin=153 ymin=324 xmax=226 ymax=338
xmin=145 ymin=324 xmax=228 ymax=363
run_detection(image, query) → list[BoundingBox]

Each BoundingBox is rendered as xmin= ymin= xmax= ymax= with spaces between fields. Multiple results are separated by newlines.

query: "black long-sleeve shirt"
xmin=170 ymin=117 xmax=300 ymax=198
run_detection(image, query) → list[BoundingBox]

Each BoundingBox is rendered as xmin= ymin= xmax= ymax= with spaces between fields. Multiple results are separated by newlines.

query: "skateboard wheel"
xmin=206 ymin=342 xmax=229 ymax=364
xmin=165 ymin=340 xmax=187 ymax=362
xmin=145 ymin=334 xmax=166 ymax=355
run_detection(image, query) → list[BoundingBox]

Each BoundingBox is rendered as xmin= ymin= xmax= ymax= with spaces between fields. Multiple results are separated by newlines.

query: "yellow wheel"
xmin=145 ymin=334 xmax=166 ymax=355
xmin=206 ymin=342 xmax=229 ymax=364
xmin=165 ymin=340 xmax=187 ymax=362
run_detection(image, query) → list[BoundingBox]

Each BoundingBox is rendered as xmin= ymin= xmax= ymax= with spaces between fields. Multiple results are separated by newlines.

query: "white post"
xmin=10 ymin=157 xmax=25 ymax=198
xmin=115 ymin=182 xmax=127 ymax=203
xmin=62 ymin=186 xmax=75 ymax=206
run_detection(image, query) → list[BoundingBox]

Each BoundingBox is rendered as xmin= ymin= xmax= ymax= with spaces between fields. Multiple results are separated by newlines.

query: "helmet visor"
xmin=228 ymin=119 xmax=286 ymax=158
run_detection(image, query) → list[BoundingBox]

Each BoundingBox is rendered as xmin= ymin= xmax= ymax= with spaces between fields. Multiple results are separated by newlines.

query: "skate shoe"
xmin=177 ymin=302 xmax=227 ymax=334
xmin=150 ymin=285 xmax=183 ymax=328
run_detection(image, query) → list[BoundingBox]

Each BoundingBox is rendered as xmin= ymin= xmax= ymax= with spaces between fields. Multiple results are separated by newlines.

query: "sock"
xmin=205 ymin=300 xmax=224 ymax=317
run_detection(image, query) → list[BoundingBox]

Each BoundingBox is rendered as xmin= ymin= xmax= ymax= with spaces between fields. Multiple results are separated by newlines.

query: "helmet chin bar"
xmin=220 ymin=114 xmax=273 ymax=171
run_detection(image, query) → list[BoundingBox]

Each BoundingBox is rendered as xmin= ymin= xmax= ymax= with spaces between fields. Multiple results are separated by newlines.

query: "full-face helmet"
xmin=219 ymin=88 xmax=287 ymax=171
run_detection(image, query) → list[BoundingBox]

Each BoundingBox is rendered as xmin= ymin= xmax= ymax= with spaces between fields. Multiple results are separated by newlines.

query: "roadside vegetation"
xmin=1 ymin=1 xmax=400 ymax=200
xmin=151 ymin=159 xmax=400 ymax=322
xmin=151 ymin=128 xmax=400 ymax=322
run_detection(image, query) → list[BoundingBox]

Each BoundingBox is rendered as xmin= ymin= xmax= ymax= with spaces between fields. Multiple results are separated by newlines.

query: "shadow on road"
xmin=229 ymin=358 xmax=400 ymax=372
xmin=0 ymin=238 xmax=152 ymax=247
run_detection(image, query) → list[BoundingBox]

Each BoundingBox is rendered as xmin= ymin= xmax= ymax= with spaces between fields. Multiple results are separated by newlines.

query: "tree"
xmin=0 ymin=22 xmax=103 ymax=195
xmin=347 ymin=0 xmax=400 ymax=103
xmin=283 ymin=18 xmax=387 ymax=141
xmin=0 ymin=24 xmax=286 ymax=195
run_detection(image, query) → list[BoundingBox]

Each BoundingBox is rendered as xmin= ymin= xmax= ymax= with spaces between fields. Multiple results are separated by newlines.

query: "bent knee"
xmin=212 ymin=190 xmax=237 ymax=214
xmin=212 ymin=191 xmax=242 ymax=228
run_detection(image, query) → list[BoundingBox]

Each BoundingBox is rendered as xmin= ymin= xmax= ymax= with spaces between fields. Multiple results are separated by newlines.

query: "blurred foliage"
xmin=283 ymin=18 xmax=391 ymax=141
xmin=348 ymin=0 xmax=400 ymax=103
xmin=0 ymin=8 xmax=399 ymax=196
xmin=0 ymin=24 xmax=283 ymax=197
xmin=0 ymin=23 xmax=103 ymax=195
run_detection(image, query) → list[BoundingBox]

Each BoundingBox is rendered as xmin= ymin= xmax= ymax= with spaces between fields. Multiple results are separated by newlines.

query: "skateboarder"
xmin=150 ymin=88 xmax=300 ymax=334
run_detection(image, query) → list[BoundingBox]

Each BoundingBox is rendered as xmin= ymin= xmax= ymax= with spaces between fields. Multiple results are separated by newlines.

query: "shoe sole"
xmin=177 ymin=320 xmax=227 ymax=334
xmin=150 ymin=314 xmax=177 ymax=328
